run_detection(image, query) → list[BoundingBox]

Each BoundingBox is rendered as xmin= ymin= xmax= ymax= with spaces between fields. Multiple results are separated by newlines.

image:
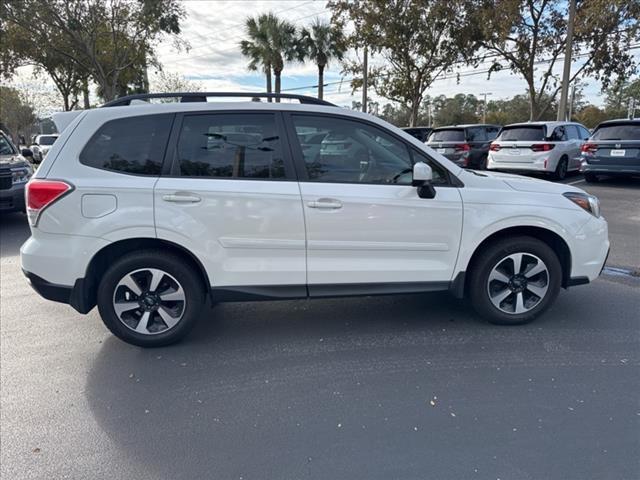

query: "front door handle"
xmin=307 ymin=198 xmax=343 ymax=209
xmin=162 ymin=193 xmax=202 ymax=203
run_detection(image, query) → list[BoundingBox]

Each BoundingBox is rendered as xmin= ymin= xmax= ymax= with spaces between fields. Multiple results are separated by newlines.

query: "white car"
xmin=21 ymin=93 xmax=609 ymax=347
xmin=30 ymin=134 xmax=59 ymax=163
xmin=487 ymin=121 xmax=591 ymax=180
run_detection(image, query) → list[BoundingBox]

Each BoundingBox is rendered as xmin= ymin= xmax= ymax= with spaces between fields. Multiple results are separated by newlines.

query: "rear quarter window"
xmin=79 ymin=114 xmax=173 ymax=175
xmin=591 ymin=123 xmax=640 ymax=141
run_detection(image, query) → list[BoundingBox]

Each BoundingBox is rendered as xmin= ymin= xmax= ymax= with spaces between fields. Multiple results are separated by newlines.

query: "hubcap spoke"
xmin=514 ymin=292 xmax=526 ymax=314
xmin=114 ymin=301 xmax=139 ymax=316
xmin=135 ymin=311 xmax=151 ymax=333
xmin=158 ymin=307 xmax=179 ymax=329
xmin=120 ymin=274 xmax=142 ymax=296
xmin=526 ymin=283 xmax=547 ymax=298
xmin=159 ymin=287 xmax=185 ymax=302
xmin=524 ymin=262 xmax=547 ymax=279
xmin=491 ymin=288 xmax=512 ymax=304
xmin=148 ymin=269 xmax=165 ymax=293
xmin=509 ymin=253 xmax=524 ymax=276
xmin=489 ymin=269 xmax=510 ymax=284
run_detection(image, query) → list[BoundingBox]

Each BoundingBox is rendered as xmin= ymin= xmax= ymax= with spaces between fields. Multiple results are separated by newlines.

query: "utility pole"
xmin=568 ymin=84 xmax=576 ymax=120
xmin=480 ymin=92 xmax=493 ymax=124
xmin=362 ymin=45 xmax=368 ymax=114
xmin=557 ymin=0 xmax=576 ymax=121
xmin=629 ymin=98 xmax=637 ymax=120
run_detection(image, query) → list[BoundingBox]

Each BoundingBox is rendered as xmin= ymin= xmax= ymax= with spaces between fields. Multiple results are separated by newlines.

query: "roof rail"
xmin=101 ymin=92 xmax=337 ymax=107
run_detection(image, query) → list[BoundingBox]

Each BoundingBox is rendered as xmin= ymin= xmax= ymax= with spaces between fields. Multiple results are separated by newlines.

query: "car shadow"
xmin=83 ymin=288 xmax=577 ymax=479
xmin=0 ymin=212 xmax=30 ymax=258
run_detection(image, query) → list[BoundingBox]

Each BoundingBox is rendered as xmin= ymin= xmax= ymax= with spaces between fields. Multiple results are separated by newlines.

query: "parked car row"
xmin=402 ymin=118 xmax=640 ymax=181
xmin=0 ymin=131 xmax=34 ymax=213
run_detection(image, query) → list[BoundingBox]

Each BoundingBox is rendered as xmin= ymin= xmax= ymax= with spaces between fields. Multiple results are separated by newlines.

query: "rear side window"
xmin=429 ymin=129 xmax=465 ymax=142
xmin=80 ymin=114 xmax=173 ymax=175
xmin=466 ymin=127 xmax=487 ymax=142
xmin=566 ymin=125 xmax=580 ymax=140
xmin=591 ymin=123 xmax=640 ymax=141
xmin=176 ymin=113 xmax=285 ymax=179
xmin=497 ymin=126 xmax=545 ymax=141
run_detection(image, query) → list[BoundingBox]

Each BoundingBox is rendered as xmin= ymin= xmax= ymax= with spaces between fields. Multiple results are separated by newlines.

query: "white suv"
xmin=487 ymin=121 xmax=591 ymax=180
xmin=21 ymin=93 xmax=609 ymax=347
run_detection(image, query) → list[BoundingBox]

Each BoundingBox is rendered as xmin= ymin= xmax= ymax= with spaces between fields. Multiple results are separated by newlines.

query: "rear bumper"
xmin=0 ymin=183 xmax=26 ymax=212
xmin=22 ymin=270 xmax=94 ymax=314
xmin=582 ymin=163 xmax=640 ymax=175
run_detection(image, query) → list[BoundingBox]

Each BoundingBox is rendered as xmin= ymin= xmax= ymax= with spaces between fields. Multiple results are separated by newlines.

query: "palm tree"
xmin=240 ymin=14 xmax=274 ymax=101
xmin=300 ymin=19 xmax=346 ymax=100
xmin=263 ymin=15 xmax=298 ymax=102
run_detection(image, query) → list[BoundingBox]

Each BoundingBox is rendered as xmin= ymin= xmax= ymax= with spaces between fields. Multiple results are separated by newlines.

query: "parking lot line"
xmin=566 ymin=179 xmax=586 ymax=185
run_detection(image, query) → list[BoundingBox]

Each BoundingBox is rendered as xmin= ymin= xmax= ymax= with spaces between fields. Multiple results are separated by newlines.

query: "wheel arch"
xmin=461 ymin=225 xmax=572 ymax=296
xmin=76 ymin=238 xmax=212 ymax=313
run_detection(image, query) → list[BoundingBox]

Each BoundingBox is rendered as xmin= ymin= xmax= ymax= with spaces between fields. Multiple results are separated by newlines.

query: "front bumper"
xmin=0 ymin=183 xmax=26 ymax=212
xmin=571 ymin=215 xmax=610 ymax=282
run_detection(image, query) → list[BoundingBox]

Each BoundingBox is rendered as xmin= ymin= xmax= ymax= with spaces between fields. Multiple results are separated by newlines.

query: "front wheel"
xmin=468 ymin=237 xmax=562 ymax=325
xmin=97 ymin=250 xmax=205 ymax=347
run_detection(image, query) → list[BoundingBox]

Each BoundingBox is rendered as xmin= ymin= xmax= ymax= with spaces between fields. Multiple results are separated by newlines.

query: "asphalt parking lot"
xmin=1 ymin=176 xmax=638 ymax=480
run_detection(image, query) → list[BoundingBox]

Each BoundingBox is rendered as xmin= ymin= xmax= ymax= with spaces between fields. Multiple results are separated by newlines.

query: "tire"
xmin=552 ymin=156 xmax=568 ymax=180
xmin=468 ymin=236 xmax=562 ymax=325
xmin=584 ymin=172 xmax=599 ymax=183
xmin=97 ymin=249 xmax=205 ymax=347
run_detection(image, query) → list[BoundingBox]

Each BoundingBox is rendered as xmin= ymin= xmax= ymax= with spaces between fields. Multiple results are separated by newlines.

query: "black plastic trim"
xmin=211 ymin=285 xmax=308 ymax=302
xmin=309 ymin=281 xmax=450 ymax=298
xmin=23 ymin=270 xmax=73 ymax=305
xmin=449 ymin=271 xmax=466 ymax=299
xmin=566 ymin=276 xmax=590 ymax=287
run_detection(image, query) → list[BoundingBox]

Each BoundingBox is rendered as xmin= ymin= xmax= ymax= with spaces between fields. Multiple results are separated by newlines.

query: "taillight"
xmin=581 ymin=143 xmax=598 ymax=155
xmin=454 ymin=143 xmax=471 ymax=152
xmin=489 ymin=143 xmax=501 ymax=152
xmin=531 ymin=143 xmax=555 ymax=152
xmin=25 ymin=179 xmax=73 ymax=227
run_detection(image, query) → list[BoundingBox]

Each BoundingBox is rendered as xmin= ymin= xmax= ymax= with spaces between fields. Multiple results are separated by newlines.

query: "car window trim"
xmin=164 ymin=110 xmax=297 ymax=182
xmin=282 ymin=111 xmax=460 ymax=187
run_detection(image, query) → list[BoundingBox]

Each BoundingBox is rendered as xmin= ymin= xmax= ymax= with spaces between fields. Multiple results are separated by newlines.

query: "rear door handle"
xmin=307 ymin=198 xmax=343 ymax=209
xmin=162 ymin=193 xmax=201 ymax=203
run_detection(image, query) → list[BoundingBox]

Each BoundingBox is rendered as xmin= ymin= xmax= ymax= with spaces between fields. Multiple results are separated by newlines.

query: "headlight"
xmin=11 ymin=166 xmax=33 ymax=185
xmin=563 ymin=192 xmax=600 ymax=217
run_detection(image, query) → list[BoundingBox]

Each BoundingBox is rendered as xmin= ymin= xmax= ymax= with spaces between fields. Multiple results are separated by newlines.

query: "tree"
xmin=474 ymin=0 xmax=640 ymax=121
xmin=485 ymin=93 xmax=556 ymax=125
xmin=574 ymin=105 xmax=609 ymax=128
xmin=2 ymin=0 xmax=185 ymax=102
xmin=603 ymin=78 xmax=640 ymax=118
xmin=300 ymin=19 xmax=346 ymax=100
xmin=432 ymin=94 xmax=480 ymax=126
xmin=240 ymin=14 xmax=275 ymax=100
xmin=329 ymin=0 xmax=481 ymax=126
xmin=240 ymin=13 xmax=298 ymax=102
xmin=0 ymin=86 xmax=37 ymax=143
xmin=150 ymin=71 xmax=203 ymax=94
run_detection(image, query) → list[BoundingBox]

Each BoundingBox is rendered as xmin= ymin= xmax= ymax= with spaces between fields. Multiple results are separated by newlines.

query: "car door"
xmin=565 ymin=125 xmax=583 ymax=170
xmin=154 ymin=111 xmax=307 ymax=294
xmin=285 ymin=112 xmax=463 ymax=293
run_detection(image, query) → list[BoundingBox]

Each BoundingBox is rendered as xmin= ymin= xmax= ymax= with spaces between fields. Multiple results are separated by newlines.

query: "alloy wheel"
xmin=486 ymin=253 xmax=549 ymax=315
xmin=112 ymin=268 xmax=186 ymax=335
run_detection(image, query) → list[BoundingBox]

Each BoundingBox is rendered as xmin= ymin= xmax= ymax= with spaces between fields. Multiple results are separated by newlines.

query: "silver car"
xmin=487 ymin=121 xmax=591 ymax=180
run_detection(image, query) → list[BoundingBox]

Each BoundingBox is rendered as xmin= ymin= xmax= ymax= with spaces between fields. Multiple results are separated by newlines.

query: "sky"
xmin=9 ymin=0 xmax=639 ymax=115
xmin=152 ymin=0 xmax=637 ymax=109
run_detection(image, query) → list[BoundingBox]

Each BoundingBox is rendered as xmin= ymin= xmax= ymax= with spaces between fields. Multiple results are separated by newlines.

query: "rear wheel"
xmin=552 ymin=156 xmax=568 ymax=180
xmin=468 ymin=237 xmax=562 ymax=325
xmin=97 ymin=250 xmax=205 ymax=347
xmin=584 ymin=172 xmax=599 ymax=183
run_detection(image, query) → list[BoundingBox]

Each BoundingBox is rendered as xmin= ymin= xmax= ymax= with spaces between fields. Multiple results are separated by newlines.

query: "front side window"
xmin=176 ymin=113 xmax=285 ymax=179
xmin=0 ymin=134 xmax=16 ymax=155
xmin=80 ymin=114 xmax=173 ymax=175
xmin=566 ymin=125 xmax=580 ymax=140
xmin=467 ymin=127 xmax=486 ymax=142
xmin=37 ymin=135 xmax=57 ymax=146
xmin=486 ymin=127 xmax=500 ymax=140
xmin=291 ymin=115 xmax=413 ymax=184
xmin=578 ymin=126 xmax=592 ymax=139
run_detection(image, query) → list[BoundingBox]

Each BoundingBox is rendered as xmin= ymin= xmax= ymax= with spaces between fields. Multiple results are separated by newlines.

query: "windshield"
xmin=38 ymin=135 xmax=57 ymax=146
xmin=0 ymin=134 xmax=16 ymax=155
xmin=591 ymin=123 xmax=640 ymax=141
xmin=497 ymin=126 xmax=545 ymax=141
xmin=428 ymin=129 xmax=465 ymax=142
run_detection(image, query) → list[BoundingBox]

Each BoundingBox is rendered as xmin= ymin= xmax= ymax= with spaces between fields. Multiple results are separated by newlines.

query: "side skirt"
xmin=211 ymin=281 xmax=452 ymax=302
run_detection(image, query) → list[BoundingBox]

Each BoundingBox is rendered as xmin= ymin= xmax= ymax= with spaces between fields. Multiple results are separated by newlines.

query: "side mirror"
xmin=412 ymin=161 xmax=436 ymax=199
xmin=21 ymin=148 xmax=33 ymax=158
